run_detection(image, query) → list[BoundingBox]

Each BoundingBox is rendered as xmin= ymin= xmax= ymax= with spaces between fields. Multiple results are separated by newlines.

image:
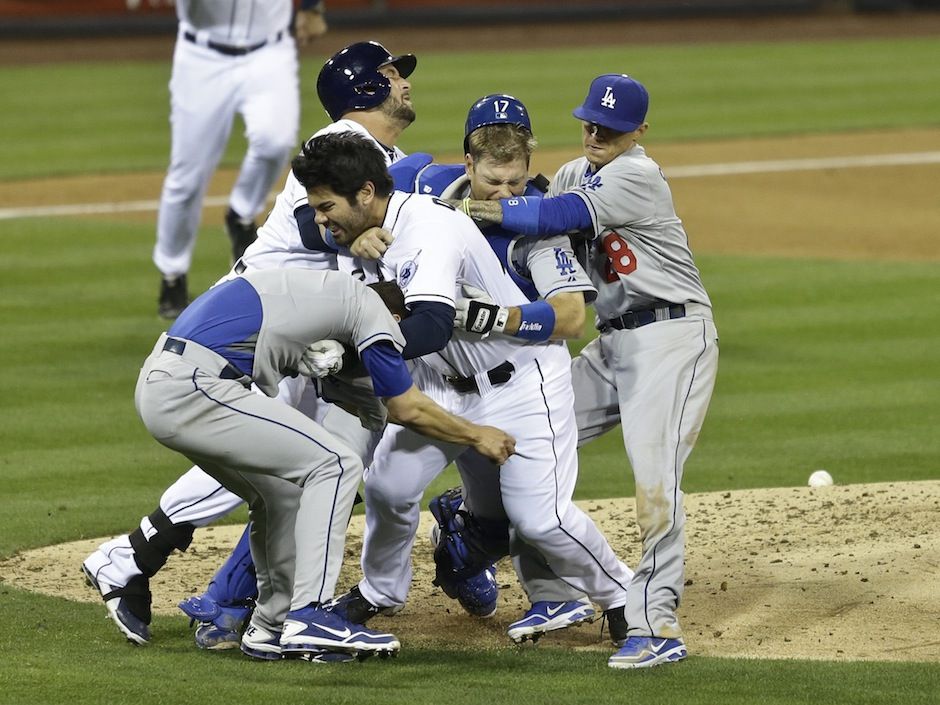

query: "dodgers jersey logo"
xmin=582 ymin=173 xmax=602 ymax=191
xmin=554 ymin=247 xmax=577 ymax=277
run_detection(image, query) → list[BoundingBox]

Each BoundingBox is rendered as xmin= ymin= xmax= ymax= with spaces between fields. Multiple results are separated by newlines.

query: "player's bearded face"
xmin=466 ymin=156 xmax=528 ymax=201
xmin=581 ymin=121 xmax=637 ymax=169
xmin=379 ymin=66 xmax=416 ymax=125
xmin=309 ymin=186 xmax=375 ymax=247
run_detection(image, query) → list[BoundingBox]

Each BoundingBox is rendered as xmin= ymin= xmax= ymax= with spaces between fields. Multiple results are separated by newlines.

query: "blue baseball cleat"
xmin=608 ymin=636 xmax=688 ymax=669
xmin=507 ymin=598 xmax=596 ymax=644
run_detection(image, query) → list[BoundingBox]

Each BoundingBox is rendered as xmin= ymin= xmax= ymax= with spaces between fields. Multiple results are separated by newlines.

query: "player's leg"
xmin=484 ymin=354 xmax=633 ymax=614
xmin=347 ymin=423 xmax=460 ymax=615
xmin=226 ymin=40 xmax=299 ymax=261
xmin=140 ymin=364 xmax=395 ymax=658
xmin=81 ymin=465 xmax=244 ymax=644
xmin=153 ymin=43 xmax=239 ymax=316
xmin=609 ymin=317 xmax=718 ymax=666
xmin=571 ymin=335 xmax=624 ymax=447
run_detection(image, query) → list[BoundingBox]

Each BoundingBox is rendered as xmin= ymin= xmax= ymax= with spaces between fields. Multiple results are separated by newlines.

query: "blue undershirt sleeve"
xmin=399 ymin=301 xmax=455 ymax=359
xmin=361 ymin=342 xmax=413 ymax=398
xmin=499 ymin=192 xmax=592 ymax=236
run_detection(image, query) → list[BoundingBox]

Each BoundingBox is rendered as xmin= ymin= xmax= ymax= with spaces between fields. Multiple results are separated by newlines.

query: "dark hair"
xmin=368 ymin=280 xmax=408 ymax=320
xmin=291 ymin=131 xmax=394 ymax=204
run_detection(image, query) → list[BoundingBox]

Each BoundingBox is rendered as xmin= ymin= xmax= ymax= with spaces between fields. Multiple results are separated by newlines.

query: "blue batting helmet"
xmin=463 ymin=94 xmax=532 ymax=152
xmin=573 ymin=74 xmax=648 ymax=133
xmin=317 ymin=41 xmax=417 ymax=121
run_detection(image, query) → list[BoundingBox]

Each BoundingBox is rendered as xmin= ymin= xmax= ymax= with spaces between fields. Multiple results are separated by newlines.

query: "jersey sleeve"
xmin=519 ymin=235 xmax=598 ymax=303
xmin=565 ymin=158 xmax=663 ymax=238
xmin=390 ymin=207 xmax=465 ymax=309
xmin=351 ymin=281 xmax=408 ymax=355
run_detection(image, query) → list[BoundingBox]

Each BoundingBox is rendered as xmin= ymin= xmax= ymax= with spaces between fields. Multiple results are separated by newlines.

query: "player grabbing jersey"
xmin=458 ymin=74 xmax=719 ymax=669
xmin=292 ymin=132 xmax=634 ymax=659
xmin=135 ymin=267 xmax=512 ymax=660
xmin=81 ymin=41 xmax=418 ymax=647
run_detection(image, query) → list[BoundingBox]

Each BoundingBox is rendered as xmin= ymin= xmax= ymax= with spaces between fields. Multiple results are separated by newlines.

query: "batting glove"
xmin=454 ymin=285 xmax=508 ymax=336
xmin=298 ymin=339 xmax=345 ymax=378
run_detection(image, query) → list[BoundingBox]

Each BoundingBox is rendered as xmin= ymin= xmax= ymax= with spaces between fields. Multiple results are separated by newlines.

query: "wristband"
xmin=500 ymin=196 xmax=541 ymax=235
xmin=515 ymin=300 xmax=555 ymax=341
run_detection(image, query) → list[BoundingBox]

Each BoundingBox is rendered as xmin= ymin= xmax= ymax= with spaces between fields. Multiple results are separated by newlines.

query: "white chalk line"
xmin=2 ymin=151 xmax=939 ymax=221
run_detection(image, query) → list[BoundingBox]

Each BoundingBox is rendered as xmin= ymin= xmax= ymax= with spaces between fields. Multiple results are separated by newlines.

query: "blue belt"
xmin=183 ymin=30 xmax=283 ymax=56
xmin=163 ymin=337 xmax=249 ymax=385
xmin=603 ymin=304 xmax=687 ymax=331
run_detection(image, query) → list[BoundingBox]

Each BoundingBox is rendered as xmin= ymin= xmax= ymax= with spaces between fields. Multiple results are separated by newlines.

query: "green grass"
xmin=0 ymin=586 xmax=937 ymax=705
xmin=1 ymin=30 xmax=939 ymax=705
xmin=2 ymin=36 xmax=940 ymax=180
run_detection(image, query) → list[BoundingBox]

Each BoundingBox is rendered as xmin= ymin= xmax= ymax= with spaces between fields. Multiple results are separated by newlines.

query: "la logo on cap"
xmin=601 ymin=86 xmax=616 ymax=109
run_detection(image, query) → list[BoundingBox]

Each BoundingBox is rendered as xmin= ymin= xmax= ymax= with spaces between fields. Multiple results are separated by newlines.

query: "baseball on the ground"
xmin=808 ymin=469 xmax=834 ymax=487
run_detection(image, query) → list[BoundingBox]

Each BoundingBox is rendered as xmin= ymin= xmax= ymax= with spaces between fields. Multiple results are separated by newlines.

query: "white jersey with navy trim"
xmin=176 ymin=0 xmax=291 ymax=45
xmin=550 ymin=144 xmax=710 ymax=319
xmin=242 ymin=120 xmax=406 ymax=272
xmin=338 ymin=191 xmax=549 ymax=379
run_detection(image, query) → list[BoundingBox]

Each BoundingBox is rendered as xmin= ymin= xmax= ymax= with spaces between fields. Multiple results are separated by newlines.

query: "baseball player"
xmin=456 ymin=74 xmax=719 ymax=669
xmin=154 ymin=0 xmax=327 ymax=319
xmin=168 ymin=94 xmax=598 ymax=645
xmin=81 ymin=41 xmax=419 ymax=647
xmin=134 ymin=266 xmax=514 ymax=660
xmin=383 ymin=94 xmax=601 ymax=640
xmin=291 ymin=131 xmax=634 ymax=646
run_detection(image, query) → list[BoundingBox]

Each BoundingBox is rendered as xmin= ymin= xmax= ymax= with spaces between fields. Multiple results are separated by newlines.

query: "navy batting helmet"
xmin=317 ymin=41 xmax=417 ymax=121
xmin=573 ymin=74 xmax=648 ymax=133
xmin=463 ymin=94 xmax=532 ymax=152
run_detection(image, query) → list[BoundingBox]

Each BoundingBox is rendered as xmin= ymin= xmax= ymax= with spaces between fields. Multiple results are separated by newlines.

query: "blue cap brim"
xmin=572 ymin=105 xmax=640 ymax=133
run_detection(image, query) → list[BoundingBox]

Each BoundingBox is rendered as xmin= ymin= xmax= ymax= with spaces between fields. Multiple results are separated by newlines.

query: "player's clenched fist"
xmin=298 ymin=339 xmax=345 ymax=377
xmin=472 ymin=426 xmax=516 ymax=465
xmin=350 ymin=227 xmax=394 ymax=259
xmin=454 ymin=284 xmax=508 ymax=336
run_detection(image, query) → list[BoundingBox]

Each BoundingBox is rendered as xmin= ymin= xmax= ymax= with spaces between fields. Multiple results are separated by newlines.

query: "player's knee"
xmin=363 ymin=474 xmax=421 ymax=513
xmin=249 ymin=132 xmax=295 ymax=162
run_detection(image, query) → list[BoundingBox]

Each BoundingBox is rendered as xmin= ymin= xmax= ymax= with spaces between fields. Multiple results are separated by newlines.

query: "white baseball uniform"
xmin=153 ymin=0 xmax=300 ymax=277
xmin=84 ymin=121 xmax=404 ymax=597
xmin=551 ymin=143 xmax=719 ymax=639
xmin=349 ymin=192 xmax=633 ymax=612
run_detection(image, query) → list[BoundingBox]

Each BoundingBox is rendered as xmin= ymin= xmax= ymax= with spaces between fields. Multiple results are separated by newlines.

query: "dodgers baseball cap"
xmin=573 ymin=74 xmax=649 ymax=133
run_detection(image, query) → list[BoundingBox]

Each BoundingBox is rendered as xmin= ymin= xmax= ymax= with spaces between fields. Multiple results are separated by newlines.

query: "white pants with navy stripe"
xmin=135 ymin=337 xmax=363 ymax=632
xmin=358 ymin=345 xmax=633 ymax=612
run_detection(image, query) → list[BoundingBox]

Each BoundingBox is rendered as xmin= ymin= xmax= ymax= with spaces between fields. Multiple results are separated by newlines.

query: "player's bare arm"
xmin=455 ymin=289 xmax=586 ymax=341
xmin=383 ymin=385 xmax=515 ymax=464
xmin=446 ymin=198 xmax=504 ymax=225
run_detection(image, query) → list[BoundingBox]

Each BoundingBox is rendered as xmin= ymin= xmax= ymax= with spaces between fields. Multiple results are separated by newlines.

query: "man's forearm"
xmin=385 ymin=386 xmax=480 ymax=446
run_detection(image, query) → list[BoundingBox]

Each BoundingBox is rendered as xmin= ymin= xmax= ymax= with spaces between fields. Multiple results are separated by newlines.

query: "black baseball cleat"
xmin=82 ymin=564 xmax=153 ymax=645
xmin=325 ymin=586 xmax=388 ymax=625
xmin=602 ymin=604 xmax=628 ymax=647
xmin=225 ymin=208 xmax=257 ymax=263
xmin=158 ymin=274 xmax=189 ymax=319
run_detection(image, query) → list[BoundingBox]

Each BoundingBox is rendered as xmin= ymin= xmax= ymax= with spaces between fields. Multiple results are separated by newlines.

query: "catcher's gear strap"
xmin=432 ymin=489 xmax=509 ymax=580
xmin=129 ymin=508 xmax=196 ymax=577
xmin=102 ymin=574 xmax=152 ymax=624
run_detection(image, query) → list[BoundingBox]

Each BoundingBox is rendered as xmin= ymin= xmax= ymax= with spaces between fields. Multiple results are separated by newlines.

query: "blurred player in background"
xmin=153 ymin=0 xmax=327 ymax=319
